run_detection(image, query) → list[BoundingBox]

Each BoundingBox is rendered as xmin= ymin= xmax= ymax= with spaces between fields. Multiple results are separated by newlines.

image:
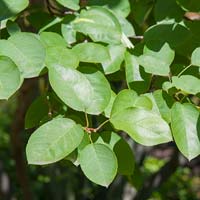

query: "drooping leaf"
xmin=0 ymin=56 xmax=22 ymax=99
xmin=191 ymin=47 xmax=200 ymax=67
xmin=49 ymin=65 xmax=111 ymax=115
xmin=171 ymin=103 xmax=200 ymax=160
xmin=72 ymin=6 xmax=122 ymax=44
xmin=79 ymin=143 xmax=117 ymax=187
xmin=72 ymin=42 xmax=110 ymax=63
xmin=0 ymin=0 xmax=29 ymax=21
xmin=26 ymin=118 xmax=84 ymax=165
xmin=0 ymin=32 xmax=45 ymax=78
xmin=110 ymin=107 xmax=172 ymax=146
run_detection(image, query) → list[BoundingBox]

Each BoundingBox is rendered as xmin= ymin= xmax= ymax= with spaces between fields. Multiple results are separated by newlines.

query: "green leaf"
xmin=110 ymin=107 xmax=172 ymax=146
xmin=103 ymin=91 xmax=116 ymax=118
xmin=93 ymin=131 xmax=135 ymax=175
xmin=172 ymin=75 xmax=200 ymax=95
xmin=61 ymin=15 xmax=77 ymax=45
xmin=79 ymin=143 xmax=117 ymax=187
xmin=46 ymin=46 xmax=79 ymax=69
xmin=154 ymin=0 xmax=184 ymax=22
xmin=56 ymin=0 xmax=80 ymax=11
xmin=40 ymin=32 xmax=66 ymax=48
xmin=144 ymin=90 xmax=173 ymax=123
xmin=72 ymin=6 xmax=122 ymax=44
xmin=6 ymin=20 xmax=21 ymax=35
xmin=25 ymin=95 xmax=49 ymax=129
xmin=0 ymin=0 xmax=29 ymax=21
xmin=138 ymin=43 xmax=175 ymax=76
xmin=125 ymin=51 xmax=144 ymax=83
xmin=102 ymin=45 xmax=125 ymax=74
xmin=87 ymin=0 xmax=131 ymax=17
xmin=26 ymin=118 xmax=84 ymax=165
xmin=49 ymin=65 xmax=111 ymax=115
xmin=171 ymin=103 xmax=200 ymax=160
xmin=191 ymin=47 xmax=200 ymax=67
xmin=72 ymin=42 xmax=110 ymax=63
xmin=111 ymin=89 xmax=152 ymax=117
xmin=0 ymin=32 xmax=45 ymax=78
xmin=0 ymin=56 xmax=22 ymax=99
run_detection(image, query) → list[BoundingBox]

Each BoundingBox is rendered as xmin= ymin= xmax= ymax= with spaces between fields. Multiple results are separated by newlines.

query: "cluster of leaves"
xmin=0 ymin=0 xmax=200 ymax=187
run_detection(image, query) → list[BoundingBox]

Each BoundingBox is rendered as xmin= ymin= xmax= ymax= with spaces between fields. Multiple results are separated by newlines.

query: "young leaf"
xmin=110 ymin=107 xmax=172 ymax=146
xmin=0 ymin=56 xmax=22 ymax=99
xmin=26 ymin=118 xmax=84 ymax=165
xmin=49 ymin=65 xmax=111 ymax=115
xmin=72 ymin=42 xmax=110 ymax=63
xmin=79 ymin=143 xmax=117 ymax=187
xmin=0 ymin=32 xmax=45 ymax=78
xmin=171 ymin=103 xmax=200 ymax=160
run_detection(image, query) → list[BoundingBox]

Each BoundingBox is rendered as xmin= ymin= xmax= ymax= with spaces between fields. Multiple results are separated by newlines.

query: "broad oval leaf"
xmin=79 ymin=143 xmax=117 ymax=187
xmin=46 ymin=46 xmax=79 ymax=69
xmin=40 ymin=32 xmax=67 ymax=48
xmin=191 ymin=47 xmax=200 ymax=67
xmin=171 ymin=103 xmax=200 ymax=160
xmin=0 ymin=0 xmax=29 ymax=21
xmin=110 ymin=107 xmax=172 ymax=146
xmin=72 ymin=42 xmax=110 ymax=63
xmin=26 ymin=118 xmax=84 ymax=165
xmin=111 ymin=89 xmax=152 ymax=117
xmin=72 ymin=6 xmax=122 ymax=44
xmin=0 ymin=56 xmax=22 ymax=99
xmin=0 ymin=32 xmax=45 ymax=78
xmin=49 ymin=65 xmax=111 ymax=115
xmin=93 ymin=131 xmax=135 ymax=175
